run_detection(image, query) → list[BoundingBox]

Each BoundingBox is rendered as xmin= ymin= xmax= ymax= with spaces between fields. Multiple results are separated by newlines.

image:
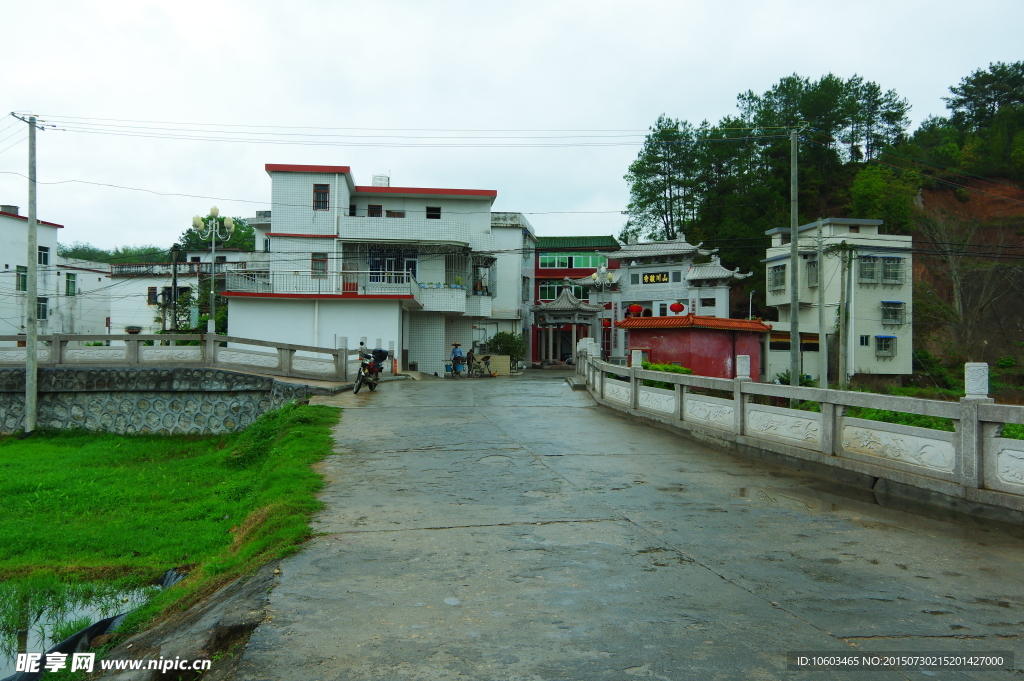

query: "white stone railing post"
xmin=337 ymin=337 xmax=348 ymax=381
xmin=629 ymin=364 xmax=640 ymax=410
xmin=733 ymin=355 xmax=751 ymax=435
xmin=959 ymin=362 xmax=993 ymax=488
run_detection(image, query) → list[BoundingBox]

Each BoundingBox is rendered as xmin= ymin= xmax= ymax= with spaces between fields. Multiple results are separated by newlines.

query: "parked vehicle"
xmin=354 ymin=344 xmax=389 ymax=393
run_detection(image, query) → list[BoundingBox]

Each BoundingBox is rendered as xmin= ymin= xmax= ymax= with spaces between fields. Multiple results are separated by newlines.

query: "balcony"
xmin=337 ymin=215 xmax=470 ymax=246
xmin=226 ymin=270 xmax=421 ymax=307
xmin=111 ymin=262 xmax=248 ymax=277
xmin=464 ymin=294 xmax=492 ymax=317
xmin=417 ymin=286 xmax=466 ymax=314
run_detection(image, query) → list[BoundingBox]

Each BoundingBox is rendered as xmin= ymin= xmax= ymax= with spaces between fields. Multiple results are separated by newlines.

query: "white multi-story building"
xmin=485 ymin=212 xmax=535 ymax=352
xmin=223 ymin=164 xmax=503 ymax=375
xmin=763 ymin=217 xmax=913 ymax=384
xmin=1 ymin=206 xmax=109 ymax=343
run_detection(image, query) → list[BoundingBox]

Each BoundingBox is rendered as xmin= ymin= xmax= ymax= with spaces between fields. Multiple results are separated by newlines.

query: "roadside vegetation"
xmin=0 ymin=402 xmax=339 ymax=662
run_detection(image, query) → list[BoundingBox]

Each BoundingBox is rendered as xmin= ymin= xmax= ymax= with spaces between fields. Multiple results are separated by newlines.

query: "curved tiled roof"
xmin=610 ymin=237 xmax=713 ymax=259
xmin=536 ymin=285 xmax=605 ymax=311
xmin=686 ymin=255 xmax=753 ymax=281
xmin=616 ymin=314 xmax=771 ymax=332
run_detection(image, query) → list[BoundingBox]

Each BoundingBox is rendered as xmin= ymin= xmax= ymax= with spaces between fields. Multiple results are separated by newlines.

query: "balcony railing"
xmin=226 ymin=270 xmax=419 ymax=299
xmin=111 ymin=262 xmax=248 ymax=277
xmin=337 ymin=215 xmax=471 ymax=245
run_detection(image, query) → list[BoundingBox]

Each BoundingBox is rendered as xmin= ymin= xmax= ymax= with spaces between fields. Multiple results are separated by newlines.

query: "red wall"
xmin=628 ymin=328 xmax=762 ymax=381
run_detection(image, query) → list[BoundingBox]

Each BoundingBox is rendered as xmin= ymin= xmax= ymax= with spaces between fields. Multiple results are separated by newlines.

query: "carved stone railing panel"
xmin=140 ymin=346 xmax=203 ymax=362
xmin=684 ymin=396 xmax=734 ymax=429
xmin=840 ymin=419 xmax=957 ymax=474
xmin=603 ymin=380 xmax=631 ymax=405
xmin=637 ymin=386 xmax=676 ymax=414
xmin=216 ymin=350 xmax=280 ymax=369
xmin=746 ymin=404 xmax=821 ymax=445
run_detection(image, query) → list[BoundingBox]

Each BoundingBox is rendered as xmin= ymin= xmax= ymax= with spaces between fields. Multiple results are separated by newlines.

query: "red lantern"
xmin=627 ymin=304 xmax=643 ymax=315
xmin=669 ymin=302 xmax=685 ymax=314
xmin=602 ymin=318 xmax=611 ymax=328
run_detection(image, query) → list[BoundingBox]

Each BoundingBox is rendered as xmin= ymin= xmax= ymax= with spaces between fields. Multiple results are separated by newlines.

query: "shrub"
xmin=487 ymin=332 xmax=526 ymax=367
xmin=773 ymin=370 xmax=818 ymax=387
xmin=996 ymin=356 xmax=1018 ymax=369
xmin=640 ymin=361 xmax=692 ymax=390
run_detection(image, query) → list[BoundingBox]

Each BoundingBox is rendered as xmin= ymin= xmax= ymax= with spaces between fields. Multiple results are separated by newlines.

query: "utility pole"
xmin=24 ymin=115 xmax=38 ymax=435
xmin=837 ymin=245 xmax=849 ymax=387
xmin=788 ymin=128 xmax=800 ymax=388
xmin=816 ymin=218 xmax=827 ymax=387
xmin=171 ymin=243 xmax=180 ymax=332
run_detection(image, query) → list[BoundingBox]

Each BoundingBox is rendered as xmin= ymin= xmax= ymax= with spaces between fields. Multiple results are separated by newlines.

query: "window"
xmin=311 ymin=252 xmax=328 ymax=279
xmin=215 ymin=255 xmax=226 ymax=263
xmin=849 ymin=225 xmax=860 ymax=234
xmin=313 ymin=184 xmax=330 ymax=210
xmin=768 ymin=264 xmax=786 ymax=292
xmin=161 ymin=286 xmax=173 ymax=303
xmin=882 ymin=257 xmax=904 ymax=285
xmin=367 ymin=204 xmax=383 ymax=218
xmin=539 ymin=283 xmax=559 ymax=300
xmin=858 ymin=256 xmax=879 ymax=284
xmin=36 ymin=297 xmax=47 ymax=320
xmin=147 ymin=287 xmax=158 ymax=304
xmin=672 ymin=270 xmax=682 ymax=283
xmin=875 ymin=336 xmax=897 ymax=357
xmin=386 ymin=210 xmax=405 ymax=218
xmin=263 ymin=237 xmax=271 ymax=253
xmin=65 ymin=273 xmax=76 ymax=296
xmin=426 ymin=206 xmax=441 ymax=219
xmin=806 ymin=259 xmax=819 ymax=287
xmin=881 ymin=301 xmax=906 ymax=325
xmin=38 ymin=246 xmax=49 ymax=265
xmin=700 ymin=298 xmax=716 ymax=308
xmin=16 ymin=265 xmax=27 ymax=291
xmin=860 ymin=335 xmax=870 ymax=347
xmin=190 ymin=257 xmax=200 ymax=263
xmin=349 ymin=204 xmax=356 ymax=217
xmin=630 ymin=273 xmax=640 ymax=285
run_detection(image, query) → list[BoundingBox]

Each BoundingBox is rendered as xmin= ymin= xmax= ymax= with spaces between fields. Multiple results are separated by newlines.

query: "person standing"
xmin=450 ymin=342 xmax=465 ymax=377
xmin=465 ymin=347 xmax=476 ymax=378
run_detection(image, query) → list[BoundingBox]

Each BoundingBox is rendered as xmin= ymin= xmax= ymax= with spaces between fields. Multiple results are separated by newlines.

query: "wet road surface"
xmin=235 ymin=373 xmax=1024 ymax=680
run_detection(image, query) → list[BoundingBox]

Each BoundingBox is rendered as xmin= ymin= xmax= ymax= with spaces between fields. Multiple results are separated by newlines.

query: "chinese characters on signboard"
xmin=642 ymin=272 xmax=669 ymax=284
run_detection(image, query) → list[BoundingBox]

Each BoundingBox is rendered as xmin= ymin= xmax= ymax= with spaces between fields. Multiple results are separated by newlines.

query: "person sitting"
xmin=450 ymin=342 xmax=465 ymax=376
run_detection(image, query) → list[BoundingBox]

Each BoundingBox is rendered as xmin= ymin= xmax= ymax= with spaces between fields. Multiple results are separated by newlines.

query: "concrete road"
xmin=235 ymin=373 xmax=1024 ymax=680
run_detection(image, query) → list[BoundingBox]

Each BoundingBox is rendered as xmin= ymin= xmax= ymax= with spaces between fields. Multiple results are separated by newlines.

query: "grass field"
xmin=0 ymin=402 xmax=340 ymax=660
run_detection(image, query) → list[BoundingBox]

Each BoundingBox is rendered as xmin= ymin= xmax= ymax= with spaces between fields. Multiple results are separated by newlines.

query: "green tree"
xmin=57 ymin=242 xmax=172 ymax=263
xmin=850 ymin=165 xmax=916 ymax=231
xmin=944 ymin=61 xmax=1024 ymax=131
xmin=623 ymin=115 xmax=702 ymax=241
xmin=486 ymin=332 xmax=526 ymax=368
xmin=178 ymin=216 xmax=254 ymax=252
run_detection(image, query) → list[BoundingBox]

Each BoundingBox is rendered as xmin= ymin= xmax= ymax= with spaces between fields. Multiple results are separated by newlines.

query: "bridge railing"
xmin=574 ymin=339 xmax=1024 ymax=513
xmin=0 ymin=334 xmax=397 ymax=383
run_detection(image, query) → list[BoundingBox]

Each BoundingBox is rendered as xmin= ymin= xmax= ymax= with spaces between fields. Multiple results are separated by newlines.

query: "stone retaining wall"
xmin=0 ymin=368 xmax=309 ymax=435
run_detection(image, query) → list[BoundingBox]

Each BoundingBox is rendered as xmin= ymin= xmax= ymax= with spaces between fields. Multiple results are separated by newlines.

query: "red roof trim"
xmin=616 ymin=314 xmax=772 ymax=332
xmin=267 ymin=232 xmax=337 ymax=238
xmin=353 ymin=185 xmax=497 ymax=198
xmin=222 ymin=291 xmax=413 ymax=300
xmin=265 ymin=164 xmax=351 ymax=174
xmin=0 ymin=211 xmax=64 ymax=228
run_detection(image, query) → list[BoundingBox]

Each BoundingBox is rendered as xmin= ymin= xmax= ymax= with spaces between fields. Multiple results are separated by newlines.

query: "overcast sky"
xmin=1 ymin=0 xmax=1021 ymax=250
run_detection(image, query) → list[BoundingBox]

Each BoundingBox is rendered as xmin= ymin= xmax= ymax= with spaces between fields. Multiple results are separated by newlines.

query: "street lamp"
xmin=748 ymin=290 xmax=756 ymax=320
xmin=191 ymin=207 xmax=234 ymax=334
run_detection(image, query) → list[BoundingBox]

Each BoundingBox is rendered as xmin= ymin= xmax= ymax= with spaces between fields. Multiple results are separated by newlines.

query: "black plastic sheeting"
xmin=1 ymin=569 xmax=187 ymax=681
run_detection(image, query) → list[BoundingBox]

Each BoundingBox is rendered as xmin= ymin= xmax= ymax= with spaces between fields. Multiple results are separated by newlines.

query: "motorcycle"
xmin=354 ymin=344 xmax=389 ymax=393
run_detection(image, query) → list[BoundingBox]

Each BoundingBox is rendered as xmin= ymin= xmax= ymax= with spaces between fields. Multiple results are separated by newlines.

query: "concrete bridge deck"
xmin=235 ymin=374 xmax=1024 ymax=680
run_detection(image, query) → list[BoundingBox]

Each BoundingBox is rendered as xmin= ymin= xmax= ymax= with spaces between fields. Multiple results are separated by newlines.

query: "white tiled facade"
xmin=224 ymin=165 xmax=514 ymax=375
xmin=763 ymin=217 xmax=913 ymax=383
xmin=0 ymin=209 xmax=110 ymax=343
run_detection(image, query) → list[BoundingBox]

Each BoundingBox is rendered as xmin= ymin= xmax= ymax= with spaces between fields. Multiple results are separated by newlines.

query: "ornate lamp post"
xmin=191 ymin=207 xmax=234 ymax=334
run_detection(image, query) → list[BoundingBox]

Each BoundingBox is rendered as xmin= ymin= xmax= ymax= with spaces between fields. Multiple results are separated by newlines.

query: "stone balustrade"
xmin=574 ymin=339 xmax=1024 ymax=518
